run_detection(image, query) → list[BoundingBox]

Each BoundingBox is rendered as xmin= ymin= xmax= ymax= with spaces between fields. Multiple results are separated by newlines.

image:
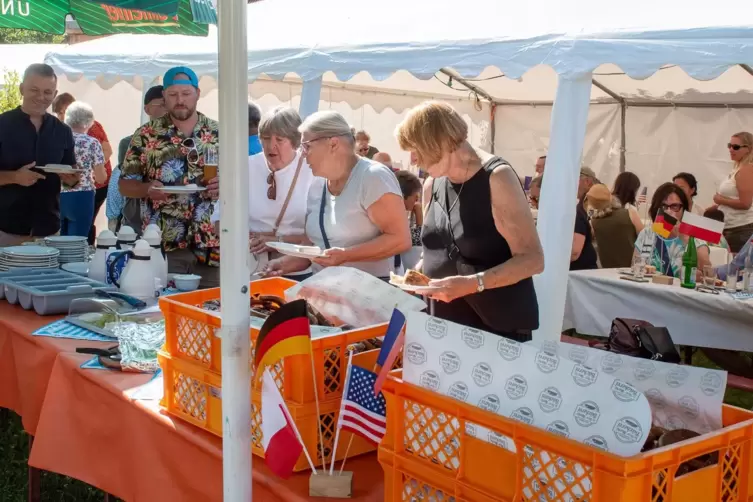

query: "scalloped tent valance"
xmin=44 ymin=0 xmax=753 ymax=101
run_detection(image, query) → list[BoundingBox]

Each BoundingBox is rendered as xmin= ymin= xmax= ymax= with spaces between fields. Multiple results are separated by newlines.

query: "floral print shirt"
xmin=66 ymin=132 xmax=104 ymax=193
xmin=121 ymin=112 xmax=219 ymax=259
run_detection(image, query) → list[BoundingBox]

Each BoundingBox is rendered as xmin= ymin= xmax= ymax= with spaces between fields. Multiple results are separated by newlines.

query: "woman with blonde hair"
xmin=263 ymin=111 xmax=410 ymax=278
xmin=585 ymin=184 xmax=637 ymax=268
xmin=712 ymin=132 xmax=753 ymax=252
xmin=396 ymin=101 xmax=543 ymax=341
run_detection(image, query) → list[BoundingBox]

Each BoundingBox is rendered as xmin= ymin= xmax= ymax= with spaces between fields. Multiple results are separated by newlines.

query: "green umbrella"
xmin=0 ymin=0 xmax=210 ymax=36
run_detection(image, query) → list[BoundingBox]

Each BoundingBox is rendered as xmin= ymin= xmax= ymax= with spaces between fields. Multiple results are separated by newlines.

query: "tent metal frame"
xmin=441 ymin=64 xmax=753 ymax=172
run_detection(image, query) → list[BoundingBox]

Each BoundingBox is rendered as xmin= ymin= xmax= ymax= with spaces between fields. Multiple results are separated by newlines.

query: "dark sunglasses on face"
xmin=728 ymin=143 xmax=749 ymax=151
xmin=661 ymin=203 xmax=683 ymax=212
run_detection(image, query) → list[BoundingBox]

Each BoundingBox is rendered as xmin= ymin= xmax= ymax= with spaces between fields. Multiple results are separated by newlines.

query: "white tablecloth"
xmin=564 ymin=269 xmax=753 ymax=351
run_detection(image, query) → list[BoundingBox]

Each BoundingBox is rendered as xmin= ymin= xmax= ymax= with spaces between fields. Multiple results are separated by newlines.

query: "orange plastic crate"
xmin=158 ymin=351 xmax=377 ymax=472
xmin=159 ymin=277 xmax=389 ymax=404
xmin=379 ymin=375 xmax=753 ymax=502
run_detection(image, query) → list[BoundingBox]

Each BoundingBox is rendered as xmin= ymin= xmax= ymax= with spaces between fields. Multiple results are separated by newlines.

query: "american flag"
xmin=339 ymin=365 xmax=387 ymax=444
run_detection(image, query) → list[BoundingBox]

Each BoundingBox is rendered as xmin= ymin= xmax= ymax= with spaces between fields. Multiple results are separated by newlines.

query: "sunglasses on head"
xmin=728 ymin=143 xmax=749 ymax=151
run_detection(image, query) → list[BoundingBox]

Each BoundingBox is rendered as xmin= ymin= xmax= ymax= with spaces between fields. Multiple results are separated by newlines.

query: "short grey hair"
xmin=64 ymin=101 xmax=95 ymax=130
xmin=259 ymin=106 xmax=302 ymax=148
xmin=299 ymin=111 xmax=354 ymax=146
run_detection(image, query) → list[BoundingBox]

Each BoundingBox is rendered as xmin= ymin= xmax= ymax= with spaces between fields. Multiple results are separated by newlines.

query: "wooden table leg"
xmin=683 ymin=346 xmax=694 ymax=365
xmin=27 ymin=435 xmax=41 ymax=502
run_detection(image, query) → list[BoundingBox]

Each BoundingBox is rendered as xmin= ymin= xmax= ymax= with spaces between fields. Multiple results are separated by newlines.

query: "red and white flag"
xmin=678 ymin=212 xmax=724 ymax=245
xmin=261 ymin=369 xmax=303 ymax=479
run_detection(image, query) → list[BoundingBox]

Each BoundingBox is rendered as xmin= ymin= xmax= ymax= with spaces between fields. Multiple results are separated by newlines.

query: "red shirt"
xmin=87 ymin=120 xmax=112 ymax=188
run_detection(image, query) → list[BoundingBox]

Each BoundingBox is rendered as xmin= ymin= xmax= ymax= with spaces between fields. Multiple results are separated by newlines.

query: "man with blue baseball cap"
xmin=119 ymin=66 xmax=221 ymax=287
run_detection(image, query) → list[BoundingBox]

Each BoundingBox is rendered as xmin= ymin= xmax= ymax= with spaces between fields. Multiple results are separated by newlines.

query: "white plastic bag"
xmin=284 ymin=266 xmax=426 ymax=327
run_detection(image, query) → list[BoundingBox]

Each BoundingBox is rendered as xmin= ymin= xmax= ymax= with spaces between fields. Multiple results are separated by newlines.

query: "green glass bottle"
xmin=681 ymin=237 xmax=698 ymax=289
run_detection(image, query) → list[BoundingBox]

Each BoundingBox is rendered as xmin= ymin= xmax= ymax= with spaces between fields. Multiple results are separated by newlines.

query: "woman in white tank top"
xmin=712 ymin=132 xmax=753 ymax=253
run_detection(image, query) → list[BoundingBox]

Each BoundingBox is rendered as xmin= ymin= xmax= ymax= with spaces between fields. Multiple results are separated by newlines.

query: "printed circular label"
xmin=571 ymin=364 xmax=599 ymax=387
xmin=419 ymin=370 xmax=441 ymax=391
xmin=611 ymin=380 xmax=641 ymax=402
xmin=584 ymin=435 xmax=609 ymax=451
xmin=678 ymin=396 xmax=700 ymax=419
xmin=472 ymin=362 xmax=494 ymax=387
xmin=613 ymin=417 xmax=643 ymax=444
xmin=439 ymin=351 xmax=462 ymax=374
xmin=573 ymin=400 xmax=601 ymax=427
xmin=425 ymin=318 xmax=448 ymax=340
xmin=538 ymin=387 xmax=563 ymax=413
xmin=568 ymin=346 xmax=589 ymax=365
xmin=405 ymin=342 xmax=427 ymax=365
xmin=546 ymin=420 xmax=570 ymax=438
xmin=666 ymin=367 xmax=689 ymax=388
xmin=488 ymin=431 xmax=513 ymax=450
xmin=497 ymin=338 xmax=522 ymax=361
xmin=505 ymin=374 xmax=528 ymax=400
xmin=644 ymin=388 xmax=666 ymax=409
xmin=535 ymin=349 xmax=559 ymax=374
xmin=666 ymin=415 xmax=687 ymax=430
xmin=633 ymin=360 xmax=656 ymax=381
xmin=600 ymin=353 xmax=623 ymax=374
xmin=700 ymin=371 xmax=724 ymax=396
xmin=510 ymin=407 xmax=535 ymax=425
xmin=461 ymin=327 xmax=485 ymax=349
xmin=465 ymin=423 xmax=478 ymax=438
xmin=478 ymin=394 xmax=501 ymax=413
xmin=540 ymin=340 xmax=560 ymax=355
xmin=448 ymin=381 xmax=470 ymax=402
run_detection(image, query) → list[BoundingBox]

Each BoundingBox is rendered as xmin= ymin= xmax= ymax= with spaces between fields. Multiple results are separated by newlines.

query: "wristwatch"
xmin=475 ymin=272 xmax=485 ymax=293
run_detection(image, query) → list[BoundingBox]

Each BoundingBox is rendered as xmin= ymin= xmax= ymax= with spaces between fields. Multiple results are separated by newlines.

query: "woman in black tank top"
xmin=396 ymin=101 xmax=543 ymax=341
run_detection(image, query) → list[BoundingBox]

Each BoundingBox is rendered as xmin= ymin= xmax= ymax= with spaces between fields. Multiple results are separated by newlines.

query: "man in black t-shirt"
xmin=528 ymin=176 xmax=598 ymax=270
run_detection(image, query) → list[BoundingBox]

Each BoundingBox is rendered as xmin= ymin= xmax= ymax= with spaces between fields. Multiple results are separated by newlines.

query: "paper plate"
xmin=266 ymin=242 xmax=324 ymax=259
xmin=153 ymin=185 xmax=207 ymax=194
xmin=38 ymin=165 xmax=85 ymax=173
xmin=388 ymin=273 xmax=440 ymax=293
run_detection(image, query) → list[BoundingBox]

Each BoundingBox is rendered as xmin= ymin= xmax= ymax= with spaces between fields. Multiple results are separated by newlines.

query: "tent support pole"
xmin=299 ymin=76 xmax=323 ymax=119
xmin=217 ymin=0 xmax=252 ymax=500
xmin=532 ymin=73 xmax=592 ymax=343
xmin=490 ymin=103 xmax=497 ymax=154
xmin=438 ymin=68 xmax=496 ymax=103
xmin=591 ymin=78 xmax=627 ymax=172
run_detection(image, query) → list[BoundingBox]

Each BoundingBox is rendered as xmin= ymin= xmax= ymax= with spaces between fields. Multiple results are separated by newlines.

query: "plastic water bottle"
xmin=743 ymin=249 xmax=753 ymax=292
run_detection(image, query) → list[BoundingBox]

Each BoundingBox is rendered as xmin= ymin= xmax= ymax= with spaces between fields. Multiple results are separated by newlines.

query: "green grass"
xmin=0 ymin=411 xmax=116 ymax=502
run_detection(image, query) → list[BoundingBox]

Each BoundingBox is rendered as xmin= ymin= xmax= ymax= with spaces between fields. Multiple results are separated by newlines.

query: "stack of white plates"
xmin=44 ymin=236 xmax=88 ymax=264
xmin=0 ymin=246 xmax=59 ymax=271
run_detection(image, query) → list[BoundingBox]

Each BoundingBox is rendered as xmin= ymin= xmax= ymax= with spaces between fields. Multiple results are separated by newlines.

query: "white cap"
xmin=143 ymin=227 xmax=161 ymax=246
xmin=97 ymin=229 xmax=117 ymax=246
xmin=117 ymin=225 xmax=137 ymax=242
xmin=132 ymin=239 xmax=152 ymax=258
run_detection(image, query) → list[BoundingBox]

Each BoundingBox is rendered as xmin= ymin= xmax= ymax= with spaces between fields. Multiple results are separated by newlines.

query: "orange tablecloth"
xmin=0 ymin=303 xmax=383 ymax=501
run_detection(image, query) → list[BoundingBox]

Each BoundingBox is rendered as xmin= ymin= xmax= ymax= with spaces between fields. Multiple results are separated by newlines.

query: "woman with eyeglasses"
xmin=633 ymin=182 xmax=711 ymax=277
xmin=211 ymin=106 xmax=317 ymax=279
xmin=709 ymin=132 xmax=753 ymax=253
xmin=262 ymin=111 xmax=411 ymax=279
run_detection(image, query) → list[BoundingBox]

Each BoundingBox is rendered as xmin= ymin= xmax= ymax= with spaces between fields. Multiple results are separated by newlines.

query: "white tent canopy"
xmin=44 ymin=0 xmax=753 ymax=343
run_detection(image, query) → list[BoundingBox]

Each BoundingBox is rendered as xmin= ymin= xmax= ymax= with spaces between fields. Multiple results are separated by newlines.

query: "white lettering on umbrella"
xmin=1 ymin=0 xmax=29 ymax=17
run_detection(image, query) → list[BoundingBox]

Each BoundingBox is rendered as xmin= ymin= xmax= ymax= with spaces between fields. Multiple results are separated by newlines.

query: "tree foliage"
xmin=0 ymin=70 xmax=22 ymax=114
xmin=0 ymin=28 xmax=64 ymax=44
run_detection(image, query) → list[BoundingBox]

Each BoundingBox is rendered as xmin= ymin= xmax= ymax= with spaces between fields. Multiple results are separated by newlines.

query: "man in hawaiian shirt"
xmin=119 ymin=66 xmax=220 ymax=288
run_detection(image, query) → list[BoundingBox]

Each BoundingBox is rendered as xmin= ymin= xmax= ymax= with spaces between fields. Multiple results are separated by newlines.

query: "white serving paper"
xmin=249 ymin=315 xmax=342 ymax=339
xmin=284 ymin=266 xmax=427 ymax=328
xmin=527 ymin=340 xmax=727 ymax=434
xmin=403 ymin=312 xmax=652 ymax=457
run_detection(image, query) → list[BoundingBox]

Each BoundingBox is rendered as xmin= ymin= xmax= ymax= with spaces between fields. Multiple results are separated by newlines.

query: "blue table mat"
xmin=32 ymin=319 xmax=115 ymax=342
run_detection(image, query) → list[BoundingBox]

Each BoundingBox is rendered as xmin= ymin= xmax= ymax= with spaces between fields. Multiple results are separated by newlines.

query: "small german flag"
xmin=652 ymin=208 xmax=678 ymax=238
xmin=255 ymin=299 xmax=311 ymax=377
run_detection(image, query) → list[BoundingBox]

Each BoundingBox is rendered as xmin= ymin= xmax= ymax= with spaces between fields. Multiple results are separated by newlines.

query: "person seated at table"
xmin=673 ymin=172 xmax=704 ymax=216
xmin=585 ymin=183 xmax=637 ymax=268
xmin=529 ymin=176 xmax=597 ymax=271
xmin=397 ymin=101 xmax=543 ymax=341
xmin=702 ymin=208 xmax=730 ymax=250
xmin=262 ymin=111 xmax=410 ymax=279
xmin=611 ymin=171 xmax=644 ymax=233
xmin=633 ymin=182 xmax=711 ymax=277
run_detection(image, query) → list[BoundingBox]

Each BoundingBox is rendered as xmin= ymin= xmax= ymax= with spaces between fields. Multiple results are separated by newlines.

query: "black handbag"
xmin=590 ymin=318 xmax=681 ymax=364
